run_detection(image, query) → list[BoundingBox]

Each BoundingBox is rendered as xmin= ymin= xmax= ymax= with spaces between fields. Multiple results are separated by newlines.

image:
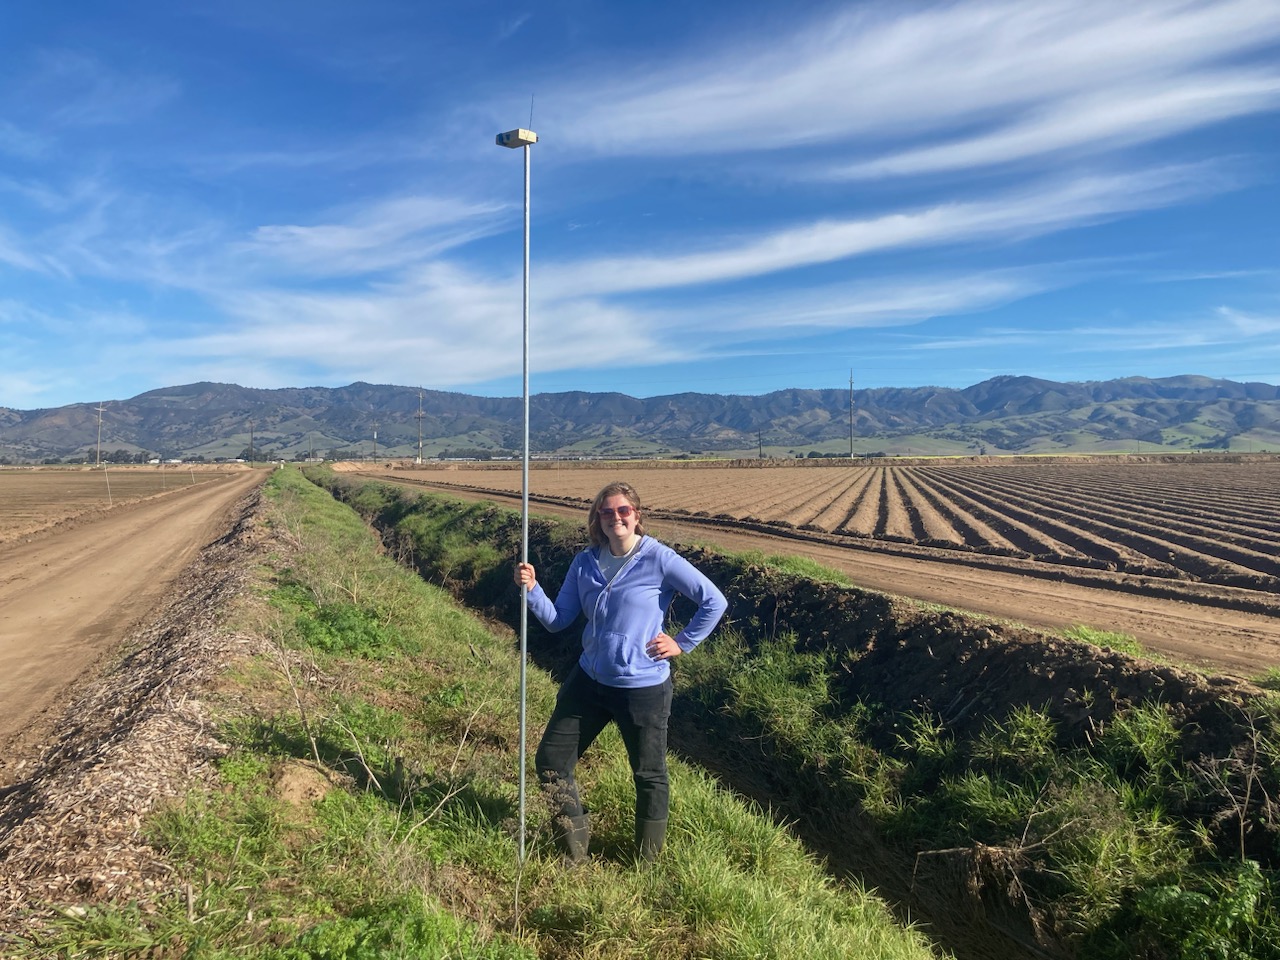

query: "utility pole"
xmin=95 ymin=402 xmax=106 ymax=467
xmin=758 ymin=429 xmax=763 ymax=459
xmin=372 ymin=421 xmax=379 ymax=462
xmin=849 ymin=370 xmax=855 ymax=459
xmin=416 ymin=391 xmax=425 ymax=464
xmin=248 ymin=420 xmax=254 ymax=466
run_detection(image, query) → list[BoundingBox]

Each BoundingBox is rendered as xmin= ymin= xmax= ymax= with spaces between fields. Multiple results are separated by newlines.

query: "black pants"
xmin=535 ymin=665 xmax=673 ymax=823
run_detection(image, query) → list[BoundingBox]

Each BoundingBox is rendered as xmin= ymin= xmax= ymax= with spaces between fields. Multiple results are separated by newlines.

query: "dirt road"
xmin=0 ymin=470 xmax=265 ymax=760
xmin=384 ymin=478 xmax=1280 ymax=677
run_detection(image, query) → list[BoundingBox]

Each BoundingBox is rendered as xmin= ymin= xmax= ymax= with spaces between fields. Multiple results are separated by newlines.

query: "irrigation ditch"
xmin=310 ymin=469 xmax=1280 ymax=960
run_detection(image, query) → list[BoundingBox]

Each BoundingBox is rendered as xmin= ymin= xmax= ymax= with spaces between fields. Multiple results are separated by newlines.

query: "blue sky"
xmin=2 ymin=0 xmax=1279 ymax=410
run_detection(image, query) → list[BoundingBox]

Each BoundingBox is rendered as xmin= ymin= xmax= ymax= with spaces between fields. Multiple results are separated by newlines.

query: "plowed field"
xmin=350 ymin=458 xmax=1280 ymax=675
xmin=0 ymin=466 xmax=238 ymax=544
xmin=371 ymin=460 xmax=1280 ymax=593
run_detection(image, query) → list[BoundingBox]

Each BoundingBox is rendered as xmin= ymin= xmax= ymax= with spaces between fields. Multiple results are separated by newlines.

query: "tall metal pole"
xmin=497 ymin=126 xmax=537 ymax=861
xmin=518 ymin=139 xmax=532 ymax=862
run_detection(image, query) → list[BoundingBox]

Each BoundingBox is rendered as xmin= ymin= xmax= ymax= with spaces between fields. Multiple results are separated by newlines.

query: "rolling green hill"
xmin=2 ymin=375 xmax=1278 ymax=463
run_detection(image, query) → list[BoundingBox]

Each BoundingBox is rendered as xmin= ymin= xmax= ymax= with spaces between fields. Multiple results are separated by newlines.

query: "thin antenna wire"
xmin=529 ymin=94 xmax=535 ymax=129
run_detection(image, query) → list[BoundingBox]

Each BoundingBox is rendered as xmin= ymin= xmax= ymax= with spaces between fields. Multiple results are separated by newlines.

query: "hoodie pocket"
xmin=598 ymin=630 xmax=655 ymax=678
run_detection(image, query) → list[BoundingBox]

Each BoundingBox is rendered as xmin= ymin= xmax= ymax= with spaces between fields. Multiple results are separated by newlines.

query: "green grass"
xmin=13 ymin=466 xmax=940 ymax=960
xmin=725 ymin=548 xmax=856 ymax=586
xmin=1063 ymin=624 xmax=1151 ymax=659
xmin=1255 ymin=668 xmax=1280 ymax=693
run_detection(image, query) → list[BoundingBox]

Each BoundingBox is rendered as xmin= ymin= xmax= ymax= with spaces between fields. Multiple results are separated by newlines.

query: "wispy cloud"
xmin=1148 ymin=268 xmax=1279 ymax=283
xmin=829 ymin=71 xmax=1280 ymax=180
xmin=545 ymin=0 xmax=1280 ymax=161
xmin=911 ymin=329 xmax=1044 ymax=352
xmin=0 ymin=224 xmax=60 ymax=274
xmin=146 ymin=260 xmax=669 ymax=391
xmin=638 ymin=268 xmax=1065 ymax=338
xmin=498 ymin=13 xmax=532 ymax=42
xmin=912 ymin=310 xmax=1274 ymax=359
xmin=241 ymin=195 xmax=510 ymax=277
xmin=1217 ymin=306 xmax=1280 ymax=336
xmin=29 ymin=50 xmax=180 ymax=128
xmin=0 ymin=119 xmax=48 ymax=160
xmin=539 ymin=164 xmax=1226 ymax=298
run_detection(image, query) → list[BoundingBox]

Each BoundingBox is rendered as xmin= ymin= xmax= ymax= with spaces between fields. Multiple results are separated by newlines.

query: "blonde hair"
xmin=587 ymin=481 xmax=646 ymax=547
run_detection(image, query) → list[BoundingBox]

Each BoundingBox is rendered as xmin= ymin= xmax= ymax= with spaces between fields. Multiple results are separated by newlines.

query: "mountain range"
xmin=2 ymin=375 xmax=1279 ymax=463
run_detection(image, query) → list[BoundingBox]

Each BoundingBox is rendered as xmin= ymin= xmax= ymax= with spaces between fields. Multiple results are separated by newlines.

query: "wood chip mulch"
xmin=0 ymin=489 xmax=267 ymax=945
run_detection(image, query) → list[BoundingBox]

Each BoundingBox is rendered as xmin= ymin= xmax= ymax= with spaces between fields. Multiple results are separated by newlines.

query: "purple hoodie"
xmin=526 ymin=536 xmax=727 ymax=689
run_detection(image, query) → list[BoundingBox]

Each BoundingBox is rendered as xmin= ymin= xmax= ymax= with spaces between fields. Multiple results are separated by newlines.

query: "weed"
xmin=728 ymin=549 xmax=856 ymax=586
xmin=896 ymin=709 xmax=954 ymax=762
xmin=1064 ymin=624 xmax=1149 ymax=659
xmin=1099 ymin=701 xmax=1180 ymax=784
xmin=299 ymin=602 xmax=400 ymax=656
xmin=973 ymin=704 xmax=1058 ymax=768
xmin=1255 ymin=667 xmax=1280 ymax=694
xmin=1100 ymin=859 xmax=1280 ymax=960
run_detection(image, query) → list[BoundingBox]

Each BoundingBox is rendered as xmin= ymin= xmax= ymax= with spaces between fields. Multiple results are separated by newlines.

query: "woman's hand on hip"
xmin=646 ymin=632 xmax=682 ymax=661
xmin=514 ymin=562 xmax=537 ymax=590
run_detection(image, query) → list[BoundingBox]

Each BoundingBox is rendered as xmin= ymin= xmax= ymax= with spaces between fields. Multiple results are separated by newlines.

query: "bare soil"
xmin=0 ymin=465 xmax=247 ymax=544
xmin=0 ymin=469 xmax=267 ymax=777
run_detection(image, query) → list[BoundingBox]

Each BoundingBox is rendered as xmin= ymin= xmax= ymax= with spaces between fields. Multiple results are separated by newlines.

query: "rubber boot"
xmin=635 ymin=818 xmax=667 ymax=863
xmin=558 ymin=813 xmax=590 ymax=865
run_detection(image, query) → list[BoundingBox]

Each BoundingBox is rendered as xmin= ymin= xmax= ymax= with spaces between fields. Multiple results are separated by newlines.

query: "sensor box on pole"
xmin=496 ymin=128 xmax=538 ymax=148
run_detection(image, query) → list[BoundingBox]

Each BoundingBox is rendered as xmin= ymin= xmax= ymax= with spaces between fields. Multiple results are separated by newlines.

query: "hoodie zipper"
xmin=589 ymin=539 xmax=645 ymax=678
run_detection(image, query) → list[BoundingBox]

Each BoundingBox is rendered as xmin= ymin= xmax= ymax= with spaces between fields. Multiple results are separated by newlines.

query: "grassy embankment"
xmin=18 ymin=465 xmax=941 ymax=960
xmin=311 ymin=467 xmax=1280 ymax=960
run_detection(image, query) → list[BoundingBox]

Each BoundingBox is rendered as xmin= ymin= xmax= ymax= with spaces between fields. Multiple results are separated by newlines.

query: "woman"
xmin=514 ymin=480 xmax=727 ymax=863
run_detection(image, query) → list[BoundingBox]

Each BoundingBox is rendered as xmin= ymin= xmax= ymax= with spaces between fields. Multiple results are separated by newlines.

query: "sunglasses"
xmin=597 ymin=505 xmax=635 ymax=520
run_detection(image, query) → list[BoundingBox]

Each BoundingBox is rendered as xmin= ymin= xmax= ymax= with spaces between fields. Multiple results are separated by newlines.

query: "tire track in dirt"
xmin=0 ymin=470 xmax=266 ymax=756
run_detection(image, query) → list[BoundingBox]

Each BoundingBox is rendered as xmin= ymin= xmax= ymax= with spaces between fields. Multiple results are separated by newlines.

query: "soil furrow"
xmin=952 ymin=471 xmax=1280 ymax=586
xmin=900 ymin=468 xmax=1013 ymax=550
